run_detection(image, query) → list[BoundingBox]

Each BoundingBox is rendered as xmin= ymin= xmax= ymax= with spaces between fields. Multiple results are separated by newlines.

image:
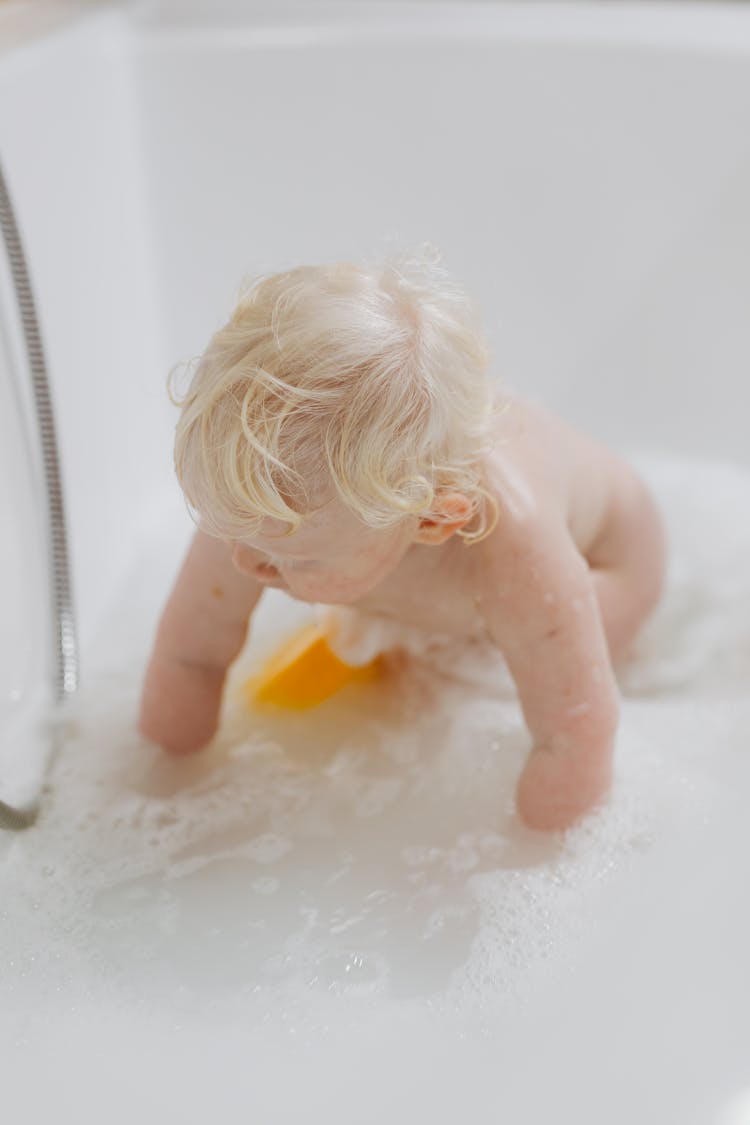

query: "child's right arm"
xmin=138 ymin=530 xmax=263 ymax=754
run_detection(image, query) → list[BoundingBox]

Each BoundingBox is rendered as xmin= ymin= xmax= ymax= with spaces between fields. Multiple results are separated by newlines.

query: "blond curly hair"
xmin=173 ymin=247 xmax=497 ymax=543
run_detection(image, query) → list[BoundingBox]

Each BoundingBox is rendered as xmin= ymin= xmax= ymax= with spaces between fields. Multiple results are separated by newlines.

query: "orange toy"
xmin=243 ymin=622 xmax=380 ymax=710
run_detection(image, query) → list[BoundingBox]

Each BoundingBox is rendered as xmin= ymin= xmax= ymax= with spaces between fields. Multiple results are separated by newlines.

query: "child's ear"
xmin=414 ymin=491 xmax=473 ymax=545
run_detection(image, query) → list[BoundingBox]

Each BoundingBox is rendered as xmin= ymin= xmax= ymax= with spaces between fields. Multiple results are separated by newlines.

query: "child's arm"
xmin=139 ymin=530 xmax=263 ymax=754
xmin=482 ymin=514 xmax=620 ymax=832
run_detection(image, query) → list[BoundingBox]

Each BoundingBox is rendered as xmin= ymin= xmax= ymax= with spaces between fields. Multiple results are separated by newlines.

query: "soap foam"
xmin=1 ymin=454 xmax=749 ymax=1042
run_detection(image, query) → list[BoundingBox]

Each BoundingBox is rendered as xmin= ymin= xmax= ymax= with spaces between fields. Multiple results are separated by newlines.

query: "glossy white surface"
xmin=1 ymin=5 xmax=749 ymax=1122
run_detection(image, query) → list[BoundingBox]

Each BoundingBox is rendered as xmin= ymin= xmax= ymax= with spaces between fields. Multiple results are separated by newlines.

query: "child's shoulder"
xmin=484 ymin=392 xmax=570 ymax=518
xmin=484 ymin=389 xmax=627 ymax=558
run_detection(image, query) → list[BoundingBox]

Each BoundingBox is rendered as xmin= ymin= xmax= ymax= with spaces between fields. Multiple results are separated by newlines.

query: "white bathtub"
xmin=2 ymin=3 xmax=750 ymax=1122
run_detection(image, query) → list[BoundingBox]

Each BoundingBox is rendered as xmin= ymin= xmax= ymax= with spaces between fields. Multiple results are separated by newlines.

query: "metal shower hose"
xmin=0 ymin=159 xmax=78 ymax=825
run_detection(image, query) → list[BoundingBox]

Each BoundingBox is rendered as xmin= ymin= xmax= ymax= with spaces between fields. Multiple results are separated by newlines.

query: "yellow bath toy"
xmin=244 ymin=622 xmax=380 ymax=710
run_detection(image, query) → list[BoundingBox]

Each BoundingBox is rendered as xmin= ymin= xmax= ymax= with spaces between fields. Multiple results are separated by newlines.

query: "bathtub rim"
xmin=128 ymin=0 xmax=750 ymax=56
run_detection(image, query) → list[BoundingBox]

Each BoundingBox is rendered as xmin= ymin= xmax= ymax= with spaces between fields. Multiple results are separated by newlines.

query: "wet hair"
xmin=173 ymin=247 xmax=497 ymax=543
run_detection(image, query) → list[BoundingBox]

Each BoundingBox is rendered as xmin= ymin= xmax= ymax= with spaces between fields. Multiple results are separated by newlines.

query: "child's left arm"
xmin=482 ymin=512 xmax=620 ymax=832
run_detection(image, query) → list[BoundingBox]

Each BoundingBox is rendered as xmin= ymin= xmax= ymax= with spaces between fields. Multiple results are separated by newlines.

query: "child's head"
xmin=173 ymin=248 xmax=496 ymax=599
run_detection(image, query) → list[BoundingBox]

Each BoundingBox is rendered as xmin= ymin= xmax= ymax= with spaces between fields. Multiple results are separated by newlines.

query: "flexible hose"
xmin=0 ymin=160 xmax=78 ymax=826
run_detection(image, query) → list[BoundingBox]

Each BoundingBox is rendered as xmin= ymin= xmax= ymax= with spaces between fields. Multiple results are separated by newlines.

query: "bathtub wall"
xmin=0 ymin=12 xmax=171 ymax=649
xmin=132 ymin=3 xmax=750 ymax=462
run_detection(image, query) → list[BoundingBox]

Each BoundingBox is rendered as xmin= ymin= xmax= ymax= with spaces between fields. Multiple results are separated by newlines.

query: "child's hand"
xmin=481 ymin=502 xmax=620 ymax=832
xmin=139 ymin=654 xmax=226 ymax=755
xmin=515 ymin=737 xmax=614 ymax=832
xmin=139 ymin=531 xmax=263 ymax=754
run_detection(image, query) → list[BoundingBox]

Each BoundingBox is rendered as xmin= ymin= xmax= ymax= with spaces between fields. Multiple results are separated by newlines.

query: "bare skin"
xmin=139 ymin=396 xmax=666 ymax=831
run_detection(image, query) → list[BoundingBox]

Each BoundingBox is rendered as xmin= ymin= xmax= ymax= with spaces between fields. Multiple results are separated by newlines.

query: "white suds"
xmin=2 ymin=454 xmax=750 ymax=1069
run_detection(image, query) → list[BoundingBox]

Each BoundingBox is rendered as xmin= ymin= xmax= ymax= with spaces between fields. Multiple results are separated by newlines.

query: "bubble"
xmin=315 ymin=950 xmax=389 ymax=998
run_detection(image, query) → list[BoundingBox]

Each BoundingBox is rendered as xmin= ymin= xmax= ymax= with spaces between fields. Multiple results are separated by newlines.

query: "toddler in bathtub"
xmin=139 ymin=250 xmax=666 ymax=831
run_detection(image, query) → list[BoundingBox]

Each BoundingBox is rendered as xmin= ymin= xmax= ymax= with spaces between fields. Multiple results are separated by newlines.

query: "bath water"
xmin=2 ymin=454 xmax=749 ymax=1123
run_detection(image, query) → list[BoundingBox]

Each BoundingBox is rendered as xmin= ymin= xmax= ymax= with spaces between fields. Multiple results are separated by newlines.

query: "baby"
xmin=139 ymin=250 xmax=666 ymax=832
